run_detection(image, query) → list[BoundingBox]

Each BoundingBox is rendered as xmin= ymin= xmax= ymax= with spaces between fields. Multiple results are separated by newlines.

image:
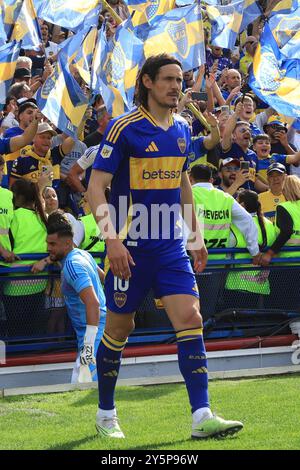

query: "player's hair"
xmin=0 ymin=155 xmax=4 ymax=166
xmin=47 ymin=210 xmax=74 ymax=238
xmin=237 ymin=189 xmax=267 ymax=250
xmin=137 ymin=54 xmax=182 ymax=109
xmin=11 ymin=179 xmax=48 ymax=227
xmin=282 ymin=175 xmax=300 ymax=202
xmin=253 ymin=133 xmax=271 ymax=145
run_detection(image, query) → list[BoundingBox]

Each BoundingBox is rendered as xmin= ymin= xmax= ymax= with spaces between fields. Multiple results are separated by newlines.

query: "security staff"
xmin=79 ymin=212 xmax=106 ymax=268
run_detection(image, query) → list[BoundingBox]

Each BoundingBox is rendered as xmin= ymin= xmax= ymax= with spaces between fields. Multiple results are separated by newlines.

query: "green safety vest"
xmin=276 ymin=200 xmax=300 ymax=261
xmin=225 ymin=216 xmax=277 ymax=295
xmin=0 ymin=187 xmax=13 ymax=259
xmin=192 ymin=185 xmax=234 ymax=261
xmin=79 ymin=213 xmax=105 ymax=264
xmin=3 ymin=208 xmax=48 ymax=296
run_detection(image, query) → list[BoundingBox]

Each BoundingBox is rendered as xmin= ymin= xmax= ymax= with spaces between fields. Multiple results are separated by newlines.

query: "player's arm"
xmin=88 ymin=169 xmax=135 ymax=280
xmin=79 ymin=286 xmax=100 ymax=366
xmin=97 ymin=266 xmax=105 ymax=283
xmin=180 ymin=171 xmax=207 ymax=273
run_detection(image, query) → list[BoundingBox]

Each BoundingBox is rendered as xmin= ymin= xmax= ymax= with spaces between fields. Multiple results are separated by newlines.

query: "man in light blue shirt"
xmin=46 ymin=211 xmax=106 ymax=382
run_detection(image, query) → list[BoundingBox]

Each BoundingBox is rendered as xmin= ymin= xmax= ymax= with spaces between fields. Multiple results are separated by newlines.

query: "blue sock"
xmin=176 ymin=328 xmax=210 ymax=413
xmin=96 ymin=331 xmax=127 ymax=411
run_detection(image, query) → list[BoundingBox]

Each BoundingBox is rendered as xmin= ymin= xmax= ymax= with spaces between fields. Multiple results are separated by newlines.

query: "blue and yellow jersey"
xmin=93 ymin=106 xmax=191 ymax=252
xmin=256 ymin=154 xmax=288 ymax=183
xmin=258 ymin=190 xmax=286 ymax=222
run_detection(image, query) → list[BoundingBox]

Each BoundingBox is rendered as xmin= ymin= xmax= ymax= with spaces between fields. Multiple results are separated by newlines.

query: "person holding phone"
xmin=218 ymin=158 xmax=252 ymax=197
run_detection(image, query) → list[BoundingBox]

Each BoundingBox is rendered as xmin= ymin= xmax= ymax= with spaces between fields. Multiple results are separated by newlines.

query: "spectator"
xmin=9 ymin=122 xmax=75 ymax=193
xmin=13 ymin=68 xmax=31 ymax=85
xmin=15 ymin=56 xmax=33 ymax=72
xmin=263 ymin=115 xmax=297 ymax=155
xmin=206 ymin=46 xmax=232 ymax=81
xmin=0 ymin=97 xmax=19 ymax=133
xmin=218 ymin=157 xmax=250 ymax=196
xmin=221 ymin=69 xmax=242 ymax=105
xmin=239 ymin=36 xmax=257 ymax=75
xmin=258 ymin=162 xmax=286 ymax=222
xmin=233 ymin=95 xmax=261 ymax=137
xmin=83 ymin=106 xmax=111 ymax=148
xmin=8 ymin=82 xmax=32 ymax=102
xmin=40 ymin=23 xmax=59 ymax=62
xmin=2 ymin=180 xmax=48 ymax=336
xmin=253 ymin=134 xmax=300 ymax=183
xmin=4 ymin=101 xmax=38 ymax=138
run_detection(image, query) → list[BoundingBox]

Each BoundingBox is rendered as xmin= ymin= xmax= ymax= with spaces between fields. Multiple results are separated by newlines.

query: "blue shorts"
xmin=105 ymin=250 xmax=199 ymax=314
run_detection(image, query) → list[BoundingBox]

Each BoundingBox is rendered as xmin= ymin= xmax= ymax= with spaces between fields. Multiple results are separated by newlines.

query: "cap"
xmin=220 ymin=157 xmax=240 ymax=168
xmin=267 ymin=162 xmax=287 ymax=175
xmin=14 ymin=67 xmax=31 ymax=79
xmin=36 ymin=122 xmax=57 ymax=136
xmin=17 ymin=97 xmax=37 ymax=106
xmin=263 ymin=115 xmax=287 ymax=132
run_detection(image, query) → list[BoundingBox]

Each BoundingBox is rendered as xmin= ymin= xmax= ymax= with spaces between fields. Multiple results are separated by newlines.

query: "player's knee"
xmin=185 ymin=304 xmax=203 ymax=328
xmin=106 ymin=319 xmax=135 ymax=342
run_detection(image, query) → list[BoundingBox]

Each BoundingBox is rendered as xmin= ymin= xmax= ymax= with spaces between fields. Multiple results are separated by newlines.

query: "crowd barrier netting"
xmin=1 ymin=249 xmax=300 ymax=353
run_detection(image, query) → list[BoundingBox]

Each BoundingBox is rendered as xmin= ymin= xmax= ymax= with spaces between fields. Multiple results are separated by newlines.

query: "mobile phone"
xmin=240 ymin=161 xmax=250 ymax=171
xmin=221 ymin=105 xmax=230 ymax=114
xmin=191 ymin=91 xmax=208 ymax=101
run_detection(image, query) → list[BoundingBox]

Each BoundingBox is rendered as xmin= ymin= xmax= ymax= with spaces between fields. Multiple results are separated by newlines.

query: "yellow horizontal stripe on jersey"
xmin=107 ymin=110 xmax=142 ymax=143
xmin=130 ymin=156 xmax=186 ymax=190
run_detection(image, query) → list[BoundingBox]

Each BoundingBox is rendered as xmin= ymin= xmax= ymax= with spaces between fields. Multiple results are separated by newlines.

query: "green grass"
xmin=1 ymin=376 xmax=300 ymax=450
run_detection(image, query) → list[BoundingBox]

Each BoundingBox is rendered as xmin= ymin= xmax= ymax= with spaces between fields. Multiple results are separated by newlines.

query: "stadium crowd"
xmin=0 ymin=0 xmax=300 ymax=340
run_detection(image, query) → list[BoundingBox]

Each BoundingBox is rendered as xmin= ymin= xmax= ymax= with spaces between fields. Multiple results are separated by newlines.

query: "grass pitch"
xmin=0 ymin=375 xmax=300 ymax=450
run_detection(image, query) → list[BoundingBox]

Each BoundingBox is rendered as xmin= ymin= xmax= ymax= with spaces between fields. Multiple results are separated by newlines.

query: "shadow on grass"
xmin=46 ymin=435 xmax=98 ymax=451
xmin=71 ymin=383 xmax=180 ymax=408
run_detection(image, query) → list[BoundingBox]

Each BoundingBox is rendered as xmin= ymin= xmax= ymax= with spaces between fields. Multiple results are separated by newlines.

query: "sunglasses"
xmin=223 ymin=166 xmax=240 ymax=172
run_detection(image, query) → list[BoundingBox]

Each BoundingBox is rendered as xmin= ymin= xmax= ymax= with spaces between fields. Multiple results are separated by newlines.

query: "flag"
xmin=10 ymin=0 xmax=42 ymax=51
xmin=36 ymin=56 xmax=89 ymax=137
xmin=204 ymin=0 xmax=244 ymax=50
xmin=58 ymin=26 xmax=98 ymax=85
xmin=268 ymin=0 xmax=298 ymax=16
xmin=249 ymin=23 xmax=300 ymax=118
xmin=240 ymin=0 xmax=262 ymax=32
xmin=269 ymin=3 xmax=300 ymax=59
xmin=92 ymin=23 xmax=144 ymax=117
xmin=143 ymin=3 xmax=205 ymax=71
xmin=35 ymin=0 xmax=101 ymax=31
xmin=130 ymin=0 xmax=176 ymax=27
xmin=0 ymin=41 xmax=21 ymax=108
xmin=2 ymin=0 xmax=23 ymax=39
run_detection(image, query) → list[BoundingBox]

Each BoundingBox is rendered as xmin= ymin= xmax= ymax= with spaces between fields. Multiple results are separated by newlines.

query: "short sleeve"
xmin=92 ymin=119 xmax=128 ymax=175
xmin=63 ymin=259 xmax=93 ymax=294
xmin=0 ymin=137 xmax=11 ymax=154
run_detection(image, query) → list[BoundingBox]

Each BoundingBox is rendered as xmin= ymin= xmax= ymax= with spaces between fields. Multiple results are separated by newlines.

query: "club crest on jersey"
xmin=114 ymin=292 xmax=127 ymax=308
xmin=177 ymin=138 xmax=187 ymax=154
xmin=167 ymin=19 xmax=188 ymax=58
xmin=146 ymin=0 xmax=159 ymax=21
xmin=101 ymin=144 xmax=113 ymax=159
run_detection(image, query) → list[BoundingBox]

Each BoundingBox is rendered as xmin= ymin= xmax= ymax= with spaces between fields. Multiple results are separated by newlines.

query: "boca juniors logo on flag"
xmin=103 ymin=43 xmax=126 ymax=87
xmin=167 ymin=19 xmax=188 ymax=58
xmin=146 ymin=0 xmax=160 ymax=22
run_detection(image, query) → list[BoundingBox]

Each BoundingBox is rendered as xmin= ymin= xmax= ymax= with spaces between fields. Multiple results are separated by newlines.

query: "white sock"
xmin=192 ymin=407 xmax=213 ymax=423
xmin=97 ymin=407 xmax=116 ymax=419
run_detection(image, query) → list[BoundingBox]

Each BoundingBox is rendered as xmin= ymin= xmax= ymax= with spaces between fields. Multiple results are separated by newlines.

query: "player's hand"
xmin=80 ymin=344 xmax=96 ymax=366
xmin=190 ymin=246 xmax=208 ymax=273
xmin=106 ymin=238 xmax=135 ymax=280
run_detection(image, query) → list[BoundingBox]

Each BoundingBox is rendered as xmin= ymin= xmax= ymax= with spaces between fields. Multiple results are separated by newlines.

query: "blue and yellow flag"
xmin=142 ymin=3 xmax=205 ymax=71
xmin=0 ymin=40 xmax=21 ymax=108
xmin=203 ymin=1 xmax=244 ymax=50
xmin=36 ymin=56 xmax=89 ymax=137
xmin=249 ymin=22 xmax=300 ymax=119
xmin=240 ymin=0 xmax=262 ymax=32
xmin=10 ymin=0 xmax=42 ymax=51
xmin=34 ymin=0 xmax=101 ymax=31
xmin=269 ymin=3 xmax=300 ymax=59
xmin=2 ymin=0 xmax=23 ymax=39
xmin=92 ymin=23 xmax=143 ymax=117
xmin=268 ymin=0 xmax=298 ymax=15
xmin=130 ymin=0 xmax=176 ymax=27
xmin=58 ymin=26 xmax=98 ymax=85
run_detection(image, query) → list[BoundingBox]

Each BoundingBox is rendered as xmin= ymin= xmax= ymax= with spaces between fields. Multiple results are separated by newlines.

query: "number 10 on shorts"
xmin=114 ymin=277 xmax=129 ymax=292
